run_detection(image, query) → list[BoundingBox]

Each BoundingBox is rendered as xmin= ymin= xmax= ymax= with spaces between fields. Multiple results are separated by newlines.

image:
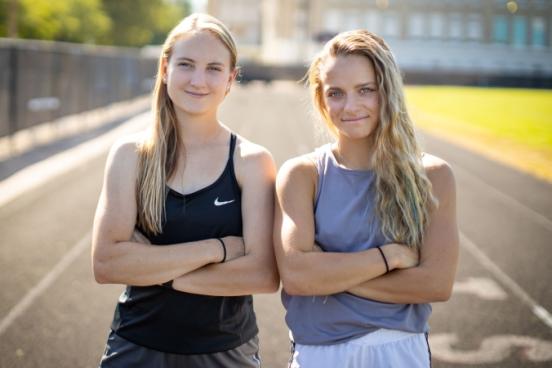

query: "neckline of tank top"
xmin=325 ymin=144 xmax=375 ymax=175
xmin=166 ymin=134 xmax=236 ymax=199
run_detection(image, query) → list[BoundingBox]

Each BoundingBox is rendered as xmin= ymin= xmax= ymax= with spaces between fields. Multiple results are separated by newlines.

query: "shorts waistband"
xmin=348 ymin=328 xmax=423 ymax=347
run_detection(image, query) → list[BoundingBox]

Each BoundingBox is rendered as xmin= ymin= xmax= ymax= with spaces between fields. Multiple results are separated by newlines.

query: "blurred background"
xmin=0 ymin=0 xmax=551 ymax=367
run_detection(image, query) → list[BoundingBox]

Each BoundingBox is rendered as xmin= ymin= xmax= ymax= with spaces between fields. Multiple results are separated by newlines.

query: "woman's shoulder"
xmin=234 ymin=134 xmax=275 ymax=171
xmin=276 ymin=150 xmax=320 ymax=191
xmin=234 ymin=134 xmax=273 ymax=161
xmin=422 ymin=153 xmax=452 ymax=176
xmin=232 ymin=135 xmax=277 ymax=187
xmin=421 ymin=153 xmax=456 ymax=199
xmin=105 ymin=131 xmax=147 ymax=172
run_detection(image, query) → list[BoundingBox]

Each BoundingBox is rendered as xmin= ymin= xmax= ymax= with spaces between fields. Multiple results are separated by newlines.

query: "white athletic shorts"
xmin=288 ymin=328 xmax=431 ymax=368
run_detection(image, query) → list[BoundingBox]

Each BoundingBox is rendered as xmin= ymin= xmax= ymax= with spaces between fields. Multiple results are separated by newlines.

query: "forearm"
xmin=172 ymin=254 xmax=279 ymax=296
xmin=347 ymin=265 xmax=452 ymax=303
xmin=94 ymin=239 xmax=221 ymax=286
xmin=280 ymin=248 xmax=389 ymax=296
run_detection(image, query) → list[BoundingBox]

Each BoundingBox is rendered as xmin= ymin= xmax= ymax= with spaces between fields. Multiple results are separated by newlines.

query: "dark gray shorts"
xmin=99 ymin=330 xmax=261 ymax=368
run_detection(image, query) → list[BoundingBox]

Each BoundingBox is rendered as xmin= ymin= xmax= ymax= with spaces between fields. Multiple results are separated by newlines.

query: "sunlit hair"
xmin=307 ymin=29 xmax=436 ymax=249
xmin=136 ymin=13 xmax=237 ymax=234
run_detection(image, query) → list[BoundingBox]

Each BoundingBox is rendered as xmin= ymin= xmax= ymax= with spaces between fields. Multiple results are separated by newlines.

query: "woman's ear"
xmin=226 ymin=68 xmax=239 ymax=94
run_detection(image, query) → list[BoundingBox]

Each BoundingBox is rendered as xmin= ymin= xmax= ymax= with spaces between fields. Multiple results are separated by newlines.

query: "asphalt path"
xmin=0 ymin=82 xmax=550 ymax=367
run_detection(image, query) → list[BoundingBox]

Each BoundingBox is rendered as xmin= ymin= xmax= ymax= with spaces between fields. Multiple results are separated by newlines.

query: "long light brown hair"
xmin=136 ymin=13 xmax=237 ymax=235
xmin=307 ymin=30 xmax=436 ymax=249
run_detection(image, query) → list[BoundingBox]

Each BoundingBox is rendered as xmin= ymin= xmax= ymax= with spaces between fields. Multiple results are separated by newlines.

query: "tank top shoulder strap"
xmin=313 ymin=143 xmax=332 ymax=176
xmin=226 ymin=133 xmax=241 ymax=195
xmin=313 ymin=143 xmax=332 ymax=209
xmin=227 ymin=133 xmax=237 ymax=171
xmin=229 ymin=132 xmax=237 ymax=157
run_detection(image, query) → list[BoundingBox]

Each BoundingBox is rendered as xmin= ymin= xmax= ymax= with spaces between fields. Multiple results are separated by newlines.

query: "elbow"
xmin=428 ymin=281 xmax=454 ymax=302
xmin=280 ymin=272 xmax=312 ymax=296
xmin=264 ymin=275 xmax=280 ymax=293
xmin=257 ymin=266 xmax=280 ymax=293
xmin=435 ymin=285 xmax=453 ymax=302
xmin=92 ymin=247 xmax=116 ymax=284
xmin=93 ymin=260 xmax=110 ymax=284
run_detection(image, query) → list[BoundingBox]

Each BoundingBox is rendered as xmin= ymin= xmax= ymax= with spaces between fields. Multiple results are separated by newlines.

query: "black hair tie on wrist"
xmin=376 ymin=246 xmax=390 ymax=273
xmin=217 ymin=238 xmax=227 ymax=263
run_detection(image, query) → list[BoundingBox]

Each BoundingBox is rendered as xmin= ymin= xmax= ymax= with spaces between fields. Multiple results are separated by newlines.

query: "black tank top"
xmin=111 ymin=134 xmax=258 ymax=354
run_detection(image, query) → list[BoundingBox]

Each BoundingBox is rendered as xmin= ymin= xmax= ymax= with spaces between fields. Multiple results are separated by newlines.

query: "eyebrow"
xmin=355 ymin=82 xmax=377 ymax=88
xmin=174 ymin=57 xmax=225 ymax=66
xmin=325 ymin=82 xmax=376 ymax=90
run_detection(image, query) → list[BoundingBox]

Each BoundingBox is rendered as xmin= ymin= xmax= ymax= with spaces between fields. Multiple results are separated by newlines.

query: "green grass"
xmin=404 ymin=86 xmax=552 ymax=182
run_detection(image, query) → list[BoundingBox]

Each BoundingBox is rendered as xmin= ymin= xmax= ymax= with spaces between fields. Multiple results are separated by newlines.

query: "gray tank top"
xmin=281 ymin=144 xmax=431 ymax=345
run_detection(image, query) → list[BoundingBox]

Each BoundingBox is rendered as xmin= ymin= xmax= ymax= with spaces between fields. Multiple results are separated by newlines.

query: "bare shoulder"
xmin=232 ymin=135 xmax=276 ymax=191
xmin=235 ymin=135 xmax=274 ymax=167
xmin=422 ymin=153 xmax=456 ymax=201
xmin=104 ymin=132 xmax=146 ymax=183
xmin=276 ymin=152 xmax=318 ymax=193
xmin=233 ymin=135 xmax=276 ymax=177
xmin=108 ymin=132 xmax=145 ymax=163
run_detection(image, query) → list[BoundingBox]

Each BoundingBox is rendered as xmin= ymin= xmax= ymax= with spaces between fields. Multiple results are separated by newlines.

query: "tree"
xmin=99 ymin=0 xmax=189 ymax=47
xmin=15 ymin=0 xmax=111 ymax=43
xmin=0 ymin=0 xmax=189 ymax=46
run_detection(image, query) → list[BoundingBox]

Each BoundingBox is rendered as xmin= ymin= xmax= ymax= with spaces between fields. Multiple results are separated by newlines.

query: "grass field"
xmin=404 ymin=86 xmax=552 ymax=183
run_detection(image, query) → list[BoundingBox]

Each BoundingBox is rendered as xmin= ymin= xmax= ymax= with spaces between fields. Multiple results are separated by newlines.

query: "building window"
xmin=346 ymin=9 xmax=362 ymax=30
xmin=364 ymin=11 xmax=380 ymax=35
xmin=382 ymin=12 xmax=400 ymax=38
xmin=408 ymin=13 xmax=425 ymax=38
xmin=531 ymin=17 xmax=546 ymax=47
xmin=429 ymin=12 xmax=445 ymax=39
xmin=512 ymin=16 xmax=527 ymax=47
xmin=325 ymin=9 xmax=342 ymax=32
xmin=448 ymin=13 xmax=463 ymax=40
xmin=466 ymin=14 xmax=483 ymax=41
xmin=492 ymin=15 xmax=509 ymax=43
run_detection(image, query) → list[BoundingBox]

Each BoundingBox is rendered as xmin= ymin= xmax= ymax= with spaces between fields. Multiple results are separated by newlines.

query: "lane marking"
xmin=454 ymin=164 xmax=552 ymax=233
xmin=0 ymin=111 xmax=149 ymax=208
xmin=460 ymin=232 xmax=552 ymax=329
xmin=453 ymin=277 xmax=507 ymax=300
xmin=430 ymin=333 xmax=552 ymax=364
xmin=0 ymin=111 xmax=149 ymax=337
xmin=0 ymin=232 xmax=91 ymax=337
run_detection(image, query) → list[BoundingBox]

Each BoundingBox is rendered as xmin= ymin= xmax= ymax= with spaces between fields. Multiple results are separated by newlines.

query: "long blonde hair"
xmin=307 ymin=30 xmax=436 ymax=249
xmin=136 ymin=13 xmax=238 ymax=235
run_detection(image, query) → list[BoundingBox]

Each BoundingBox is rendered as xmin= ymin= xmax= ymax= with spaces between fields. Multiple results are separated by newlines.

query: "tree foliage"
xmin=99 ymin=0 xmax=189 ymax=47
xmin=0 ymin=0 xmax=189 ymax=46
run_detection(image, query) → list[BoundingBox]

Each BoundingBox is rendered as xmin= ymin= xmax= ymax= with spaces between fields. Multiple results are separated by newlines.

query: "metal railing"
xmin=0 ymin=38 xmax=157 ymax=138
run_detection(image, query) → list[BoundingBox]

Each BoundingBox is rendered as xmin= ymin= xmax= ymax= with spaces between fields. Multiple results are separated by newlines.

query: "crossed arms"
xmin=273 ymin=154 xmax=459 ymax=304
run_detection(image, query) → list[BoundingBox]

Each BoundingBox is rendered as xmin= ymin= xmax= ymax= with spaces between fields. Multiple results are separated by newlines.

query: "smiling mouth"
xmin=185 ymin=91 xmax=209 ymax=97
xmin=341 ymin=116 xmax=369 ymax=122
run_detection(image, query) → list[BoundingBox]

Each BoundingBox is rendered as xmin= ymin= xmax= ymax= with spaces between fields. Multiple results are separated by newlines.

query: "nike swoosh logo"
xmin=214 ymin=197 xmax=235 ymax=206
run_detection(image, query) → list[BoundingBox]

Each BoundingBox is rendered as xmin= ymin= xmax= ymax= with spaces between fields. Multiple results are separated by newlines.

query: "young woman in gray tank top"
xmin=92 ymin=14 xmax=278 ymax=367
xmin=274 ymin=30 xmax=459 ymax=367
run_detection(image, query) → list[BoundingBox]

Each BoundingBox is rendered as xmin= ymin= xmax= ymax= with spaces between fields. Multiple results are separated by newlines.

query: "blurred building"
xmin=207 ymin=0 xmax=263 ymax=60
xmin=207 ymin=0 xmax=552 ymax=81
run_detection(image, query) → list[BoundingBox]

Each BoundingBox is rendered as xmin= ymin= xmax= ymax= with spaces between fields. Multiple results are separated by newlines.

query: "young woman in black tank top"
xmin=92 ymin=13 xmax=278 ymax=367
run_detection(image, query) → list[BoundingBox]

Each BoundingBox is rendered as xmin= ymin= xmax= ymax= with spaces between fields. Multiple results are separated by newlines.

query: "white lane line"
xmin=453 ymin=277 xmax=508 ymax=300
xmin=0 ymin=111 xmax=150 ymax=208
xmin=460 ymin=232 xmax=552 ymax=329
xmin=0 ymin=232 xmax=91 ymax=337
xmin=0 ymin=111 xmax=149 ymax=336
xmin=453 ymin=164 xmax=552 ymax=233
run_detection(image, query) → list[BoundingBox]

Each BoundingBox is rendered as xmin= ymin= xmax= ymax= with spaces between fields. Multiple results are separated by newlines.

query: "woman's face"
xmin=320 ymin=54 xmax=380 ymax=141
xmin=164 ymin=31 xmax=235 ymax=117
